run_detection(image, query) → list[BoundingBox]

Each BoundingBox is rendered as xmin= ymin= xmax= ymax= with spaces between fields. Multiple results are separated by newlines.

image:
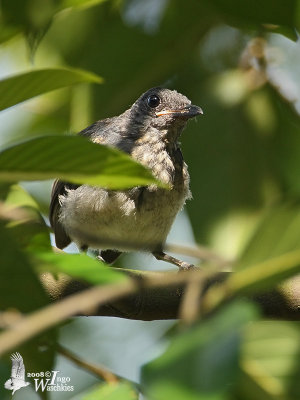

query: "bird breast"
xmin=59 ymin=137 xmax=190 ymax=251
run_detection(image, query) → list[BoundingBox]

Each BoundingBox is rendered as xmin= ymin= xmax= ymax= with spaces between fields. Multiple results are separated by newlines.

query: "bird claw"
xmin=178 ymin=261 xmax=195 ymax=271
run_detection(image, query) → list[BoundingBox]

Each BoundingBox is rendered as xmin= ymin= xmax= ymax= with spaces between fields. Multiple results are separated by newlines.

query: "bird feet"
xmin=152 ymin=251 xmax=195 ymax=271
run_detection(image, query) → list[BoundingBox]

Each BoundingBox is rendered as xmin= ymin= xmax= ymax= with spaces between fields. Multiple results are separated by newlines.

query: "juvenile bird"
xmin=50 ymin=87 xmax=203 ymax=269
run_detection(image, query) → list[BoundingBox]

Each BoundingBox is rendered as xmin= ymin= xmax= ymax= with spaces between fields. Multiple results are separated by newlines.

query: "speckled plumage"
xmin=49 ymin=87 xmax=202 ymax=267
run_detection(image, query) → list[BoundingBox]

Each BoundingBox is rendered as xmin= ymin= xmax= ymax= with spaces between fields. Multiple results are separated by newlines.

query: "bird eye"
xmin=147 ymin=94 xmax=160 ymax=108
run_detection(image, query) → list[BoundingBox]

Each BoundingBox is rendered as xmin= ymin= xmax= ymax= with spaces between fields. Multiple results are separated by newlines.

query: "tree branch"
xmin=41 ymin=269 xmax=300 ymax=321
xmin=0 ymin=269 xmax=210 ymax=355
xmin=0 ymin=269 xmax=298 ymax=357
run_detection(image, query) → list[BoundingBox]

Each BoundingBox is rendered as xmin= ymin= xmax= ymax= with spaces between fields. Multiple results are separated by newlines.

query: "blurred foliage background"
xmin=0 ymin=0 xmax=300 ymax=399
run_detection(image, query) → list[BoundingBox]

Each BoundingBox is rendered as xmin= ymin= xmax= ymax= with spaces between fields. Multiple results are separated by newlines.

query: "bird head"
xmin=130 ymin=87 xmax=203 ymax=141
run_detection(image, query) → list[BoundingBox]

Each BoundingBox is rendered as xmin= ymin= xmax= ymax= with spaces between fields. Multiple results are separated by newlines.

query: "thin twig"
xmin=178 ymin=275 xmax=204 ymax=324
xmin=0 ymin=280 xmax=137 ymax=357
xmin=56 ymin=344 xmax=119 ymax=384
xmin=165 ymin=243 xmax=233 ymax=268
xmin=0 ymin=310 xmax=23 ymax=328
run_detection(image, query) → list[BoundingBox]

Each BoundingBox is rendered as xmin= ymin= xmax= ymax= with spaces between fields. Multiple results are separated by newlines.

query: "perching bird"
xmin=50 ymin=87 xmax=203 ymax=269
xmin=4 ymin=353 xmax=30 ymax=396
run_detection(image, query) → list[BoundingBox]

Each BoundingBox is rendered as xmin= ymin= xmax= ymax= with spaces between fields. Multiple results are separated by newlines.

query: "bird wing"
xmin=49 ymin=180 xmax=79 ymax=249
xmin=49 ymin=116 xmax=125 ymax=250
xmin=10 ymin=353 xmax=25 ymax=380
xmin=79 ymin=117 xmax=118 ymax=142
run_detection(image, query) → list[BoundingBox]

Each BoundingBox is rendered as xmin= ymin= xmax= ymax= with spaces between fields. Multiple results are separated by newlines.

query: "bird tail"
xmin=4 ymin=378 xmax=12 ymax=389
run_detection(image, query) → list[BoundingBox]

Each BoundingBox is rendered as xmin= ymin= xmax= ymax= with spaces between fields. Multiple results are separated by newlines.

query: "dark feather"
xmin=49 ymin=180 xmax=78 ymax=249
xmin=100 ymin=249 xmax=122 ymax=264
xmin=49 ymin=118 xmax=121 ymax=251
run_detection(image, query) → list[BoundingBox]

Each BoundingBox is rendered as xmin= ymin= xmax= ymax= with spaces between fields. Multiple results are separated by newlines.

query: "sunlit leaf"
xmin=237 ymin=321 xmax=300 ymax=400
xmin=228 ymin=249 xmax=300 ymax=294
xmin=59 ymin=0 xmax=108 ymax=10
xmin=238 ymin=203 xmax=300 ymax=269
xmin=0 ymin=68 xmax=102 ymax=112
xmin=0 ymin=185 xmax=50 ymax=252
xmin=7 ymin=215 xmax=51 ymax=253
xmin=36 ymin=251 xmax=128 ymax=285
xmin=5 ymin=184 xmax=40 ymax=209
xmin=203 ymin=239 xmax=300 ymax=314
xmin=0 ymin=135 xmax=161 ymax=188
xmin=142 ymin=301 xmax=258 ymax=400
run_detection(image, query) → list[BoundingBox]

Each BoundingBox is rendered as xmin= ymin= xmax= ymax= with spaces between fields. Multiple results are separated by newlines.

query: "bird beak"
xmin=155 ymin=105 xmax=203 ymax=118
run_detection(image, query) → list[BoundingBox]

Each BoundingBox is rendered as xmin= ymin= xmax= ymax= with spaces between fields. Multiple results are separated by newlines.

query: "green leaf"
xmin=203 ymin=220 xmax=300 ymax=311
xmin=59 ymin=0 xmax=108 ymax=10
xmin=36 ymin=252 xmax=128 ymax=285
xmin=142 ymin=301 xmax=258 ymax=400
xmin=0 ymin=25 xmax=21 ymax=45
xmin=238 ymin=203 xmax=300 ymax=269
xmin=80 ymin=381 xmax=138 ymax=400
xmin=0 ymin=0 xmax=57 ymax=53
xmin=0 ymin=182 xmax=13 ymax=200
xmin=208 ymin=205 xmax=300 ymax=298
xmin=0 ymin=223 xmax=49 ymax=312
xmin=228 ymin=249 xmax=300 ymax=294
xmin=7 ymin=214 xmax=51 ymax=253
xmin=5 ymin=183 xmax=40 ymax=209
xmin=209 ymin=0 xmax=298 ymax=39
xmin=0 ymin=135 xmax=161 ymax=188
xmin=237 ymin=321 xmax=300 ymax=400
xmin=0 ymin=68 xmax=102 ymax=112
xmin=0 ymin=223 xmax=56 ymax=384
xmin=2 ymin=184 xmax=51 ymax=252
xmin=216 ymin=204 xmax=300 ymax=297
